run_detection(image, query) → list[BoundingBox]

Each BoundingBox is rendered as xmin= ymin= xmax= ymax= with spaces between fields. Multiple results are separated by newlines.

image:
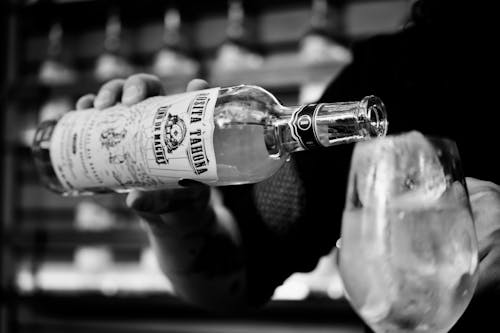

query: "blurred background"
xmin=1 ymin=0 xmax=411 ymax=332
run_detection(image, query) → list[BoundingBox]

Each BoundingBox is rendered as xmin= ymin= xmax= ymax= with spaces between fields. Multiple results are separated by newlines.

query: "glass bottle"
xmin=213 ymin=0 xmax=263 ymax=71
xmin=32 ymin=85 xmax=387 ymax=195
xmin=152 ymin=7 xmax=200 ymax=78
xmin=94 ymin=9 xmax=134 ymax=82
xmin=38 ymin=22 xmax=77 ymax=86
xmin=299 ymin=0 xmax=351 ymax=64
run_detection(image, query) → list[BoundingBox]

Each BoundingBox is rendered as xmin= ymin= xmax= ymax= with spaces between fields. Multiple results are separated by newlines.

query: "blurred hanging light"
xmin=152 ymin=7 xmax=200 ymax=78
xmin=38 ymin=22 xmax=77 ymax=86
xmin=212 ymin=0 xmax=263 ymax=72
xmin=299 ymin=0 xmax=352 ymax=64
xmin=94 ymin=9 xmax=134 ymax=82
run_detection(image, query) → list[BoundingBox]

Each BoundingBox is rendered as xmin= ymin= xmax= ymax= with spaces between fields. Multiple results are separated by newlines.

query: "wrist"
xmin=143 ymin=188 xmax=244 ymax=276
xmin=135 ymin=186 xmax=213 ymax=236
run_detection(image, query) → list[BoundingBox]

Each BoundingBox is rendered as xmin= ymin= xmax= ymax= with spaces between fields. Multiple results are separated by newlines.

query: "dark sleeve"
xmin=219 ymin=54 xmax=373 ymax=306
xmin=320 ymin=56 xmax=367 ymax=102
xmin=449 ymin=290 xmax=500 ymax=332
xmin=320 ymin=33 xmax=396 ymax=103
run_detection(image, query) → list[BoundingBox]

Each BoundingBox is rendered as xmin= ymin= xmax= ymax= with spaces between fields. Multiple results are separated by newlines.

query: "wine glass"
xmin=338 ymin=131 xmax=479 ymax=333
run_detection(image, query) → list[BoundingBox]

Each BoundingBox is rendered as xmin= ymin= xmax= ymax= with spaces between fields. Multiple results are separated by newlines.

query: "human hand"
xmin=466 ymin=177 xmax=500 ymax=296
xmin=75 ymin=75 xmax=241 ymax=281
xmin=75 ymin=74 xmax=214 ymax=244
xmin=75 ymin=72 xmax=208 ymax=110
xmin=449 ymin=177 xmax=500 ymax=331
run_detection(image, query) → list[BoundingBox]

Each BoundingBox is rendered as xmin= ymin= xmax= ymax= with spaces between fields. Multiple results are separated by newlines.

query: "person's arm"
xmin=466 ymin=178 xmax=500 ymax=297
xmin=77 ymin=75 xmax=250 ymax=310
xmin=449 ymin=178 xmax=500 ymax=331
xmin=76 ymin=67 xmax=362 ymax=311
xmin=131 ymin=185 xmax=249 ymax=310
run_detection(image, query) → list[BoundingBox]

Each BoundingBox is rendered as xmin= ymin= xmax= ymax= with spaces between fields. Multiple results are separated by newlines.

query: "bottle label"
xmin=49 ymin=88 xmax=220 ymax=192
xmin=289 ymin=103 xmax=322 ymax=149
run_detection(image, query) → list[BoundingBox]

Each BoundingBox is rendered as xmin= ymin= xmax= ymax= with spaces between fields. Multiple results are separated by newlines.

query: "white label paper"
xmin=49 ymin=88 xmax=220 ymax=192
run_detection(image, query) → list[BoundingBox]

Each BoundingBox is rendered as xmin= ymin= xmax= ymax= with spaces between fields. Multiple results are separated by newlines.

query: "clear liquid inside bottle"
xmin=32 ymin=86 xmax=286 ymax=194
xmin=212 ymin=85 xmax=285 ymax=185
xmin=32 ymin=85 xmax=386 ymax=195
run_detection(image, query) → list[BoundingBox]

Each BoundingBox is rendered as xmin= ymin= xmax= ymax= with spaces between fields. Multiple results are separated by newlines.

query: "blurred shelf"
xmin=11 ymin=226 xmax=148 ymax=249
xmin=211 ymin=58 xmax=347 ymax=89
xmin=12 ymin=0 xmax=349 ymax=19
xmin=8 ymin=72 xmax=197 ymax=102
xmin=9 ymin=59 xmax=346 ymax=103
xmin=13 ymin=293 xmax=364 ymax=333
xmin=12 ymin=291 xmax=360 ymax=323
xmin=16 ymin=0 xmax=397 ymax=8
xmin=17 ymin=205 xmax=133 ymax=220
xmin=17 ymin=320 xmax=364 ymax=333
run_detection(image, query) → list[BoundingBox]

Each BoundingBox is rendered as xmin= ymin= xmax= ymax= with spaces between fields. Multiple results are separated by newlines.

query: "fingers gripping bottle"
xmin=32 ymin=85 xmax=387 ymax=195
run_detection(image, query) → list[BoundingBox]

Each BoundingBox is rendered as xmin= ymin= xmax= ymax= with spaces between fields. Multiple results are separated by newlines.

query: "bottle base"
xmin=32 ymin=120 xmax=70 ymax=194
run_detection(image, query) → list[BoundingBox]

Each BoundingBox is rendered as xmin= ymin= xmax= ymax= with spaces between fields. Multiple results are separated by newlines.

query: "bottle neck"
xmin=104 ymin=12 xmax=122 ymax=53
xmin=310 ymin=0 xmax=329 ymax=32
xmin=163 ymin=8 xmax=181 ymax=48
xmin=277 ymin=96 xmax=387 ymax=154
xmin=226 ymin=0 xmax=246 ymax=42
xmin=47 ymin=22 xmax=63 ymax=58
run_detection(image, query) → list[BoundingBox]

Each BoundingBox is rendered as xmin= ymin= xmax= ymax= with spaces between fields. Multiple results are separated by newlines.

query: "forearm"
xmin=141 ymin=188 xmax=250 ymax=310
xmin=84 ymin=75 xmax=251 ymax=309
xmin=449 ymin=178 xmax=500 ymax=332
